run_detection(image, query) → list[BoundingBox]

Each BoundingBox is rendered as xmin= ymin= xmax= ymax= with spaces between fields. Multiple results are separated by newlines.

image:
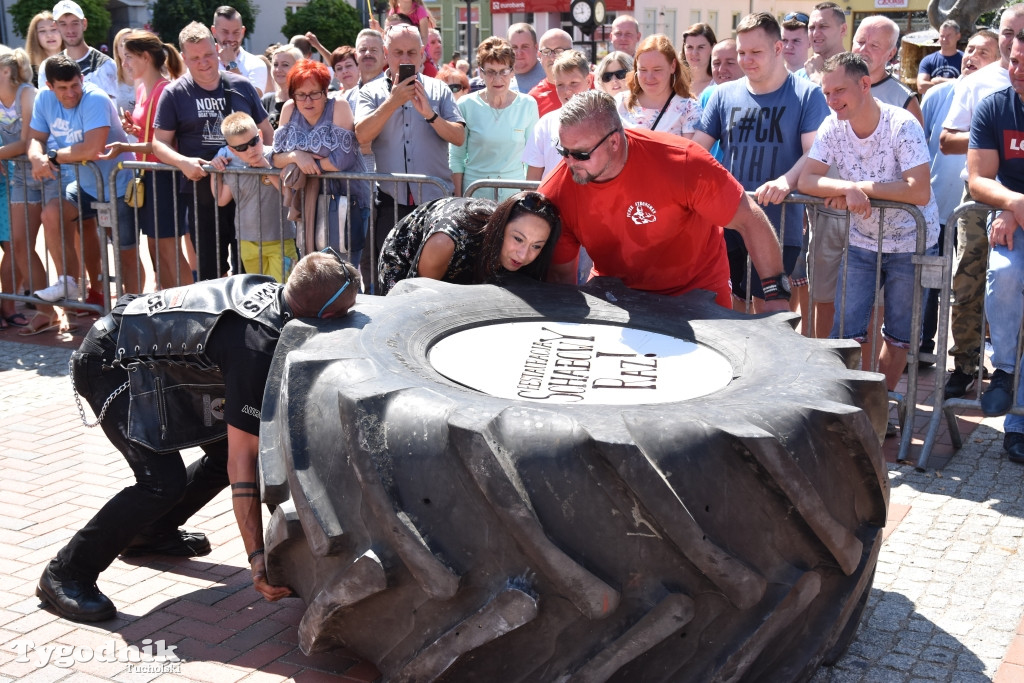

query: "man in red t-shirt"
xmin=528 ymin=29 xmax=573 ymax=117
xmin=540 ymin=91 xmax=790 ymax=310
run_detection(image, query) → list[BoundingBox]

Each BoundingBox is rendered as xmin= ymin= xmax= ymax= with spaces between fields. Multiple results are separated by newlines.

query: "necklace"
xmin=481 ymin=90 xmax=509 ymax=122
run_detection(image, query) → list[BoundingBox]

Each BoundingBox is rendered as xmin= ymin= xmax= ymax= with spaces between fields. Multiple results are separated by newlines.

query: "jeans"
xmin=832 ymin=244 xmax=927 ymax=347
xmin=180 ymin=179 xmax=237 ymax=280
xmin=56 ymin=312 xmax=230 ymax=581
xmin=985 ymin=232 xmax=1024 ymax=434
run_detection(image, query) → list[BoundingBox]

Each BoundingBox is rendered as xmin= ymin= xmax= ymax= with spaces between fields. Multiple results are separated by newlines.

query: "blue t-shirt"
xmin=970 ymin=85 xmax=1024 ymax=194
xmin=697 ymin=73 xmax=829 ymax=246
xmin=918 ymin=50 xmax=963 ymax=80
xmin=30 ymin=82 xmax=131 ymax=198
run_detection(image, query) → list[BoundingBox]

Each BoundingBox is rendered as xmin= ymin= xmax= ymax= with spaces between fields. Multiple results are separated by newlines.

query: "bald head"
xmin=539 ymin=29 xmax=573 ymax=80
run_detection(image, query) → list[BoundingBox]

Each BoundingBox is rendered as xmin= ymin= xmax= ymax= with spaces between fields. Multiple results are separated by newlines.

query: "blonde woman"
xmin=112 ymin=28 xmax=137 ymax=132
xmin=262 ymin=45 xmax=302 ymax=129
xmin=615 ymin=35 xmax=701 ymax=139
xmin=0 ymin=47 xmax=47 ymax=328
xmin=25 ymin=12 xmax=63 ymax=86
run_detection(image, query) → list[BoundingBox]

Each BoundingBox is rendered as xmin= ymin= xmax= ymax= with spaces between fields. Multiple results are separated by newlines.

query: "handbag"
xmin=124 ymin=86 xmax=161 ymax=209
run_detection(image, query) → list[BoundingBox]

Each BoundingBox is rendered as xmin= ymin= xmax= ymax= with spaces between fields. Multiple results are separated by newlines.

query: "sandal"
xmin=5 ymin=313 xmax=29 ymax=327
xmin=18 ymin=313 xmax=61 ymax=337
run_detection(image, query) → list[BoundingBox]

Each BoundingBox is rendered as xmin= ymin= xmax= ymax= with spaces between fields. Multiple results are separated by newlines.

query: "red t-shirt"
xmin=133 ymin=78 xmax=169 ymax=163
xmin=528 ymin=79 xmax=561 ymax=117
xmin=540 ymin=128 xmax=742 ymax=307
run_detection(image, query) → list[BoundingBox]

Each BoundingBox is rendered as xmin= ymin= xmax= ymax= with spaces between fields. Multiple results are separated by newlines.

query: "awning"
xmin=490 ymin=0 xmax=633 ymax=14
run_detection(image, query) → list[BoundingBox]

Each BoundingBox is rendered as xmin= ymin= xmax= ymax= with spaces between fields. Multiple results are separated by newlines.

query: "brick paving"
xmin=2 ymin=323 xmax=1024 ymax=682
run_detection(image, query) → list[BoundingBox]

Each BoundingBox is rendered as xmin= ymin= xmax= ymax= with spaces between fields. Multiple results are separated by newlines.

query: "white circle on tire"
xmin=428 ymin=321 xmax=732 ymax=405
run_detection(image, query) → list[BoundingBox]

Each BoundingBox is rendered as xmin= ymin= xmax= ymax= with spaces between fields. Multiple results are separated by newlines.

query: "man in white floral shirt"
xmin=798 ymin=52 xmax=939 ymax=393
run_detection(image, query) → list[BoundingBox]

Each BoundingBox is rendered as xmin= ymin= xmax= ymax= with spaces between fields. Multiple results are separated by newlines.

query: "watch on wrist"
xmin=227 ymin=61 xmax=238 ymax=70
xmin=761 ymin=273 xmax=792 ymax=302
xmin=47 ymin=149 xmax=59 ymax=166
xmin=425 ymin=111 xmax=439 ymax=124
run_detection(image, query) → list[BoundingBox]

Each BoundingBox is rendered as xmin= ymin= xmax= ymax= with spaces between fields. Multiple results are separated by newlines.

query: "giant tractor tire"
xmin=259 ymin=277 xmax=889 ymax=683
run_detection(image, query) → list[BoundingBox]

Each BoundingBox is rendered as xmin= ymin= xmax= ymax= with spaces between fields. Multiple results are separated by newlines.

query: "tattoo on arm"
xmin=232 ymin=481 xmax=259 ymax=498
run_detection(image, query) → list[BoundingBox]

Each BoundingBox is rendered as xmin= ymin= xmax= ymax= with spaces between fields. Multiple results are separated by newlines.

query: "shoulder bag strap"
xmin=649 ymin=92 xmax=675 ymax=133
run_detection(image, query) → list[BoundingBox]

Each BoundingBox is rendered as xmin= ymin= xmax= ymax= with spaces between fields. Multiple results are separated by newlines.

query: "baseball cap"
xmin=52 ymin=0 xmax=85 ymax=19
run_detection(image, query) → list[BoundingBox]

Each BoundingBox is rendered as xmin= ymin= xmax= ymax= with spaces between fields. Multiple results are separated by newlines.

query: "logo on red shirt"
xmin=627 ymin=201 xmax=657 ymax=225
xmin=1004 ymin=130 xmax=1024 ymax=160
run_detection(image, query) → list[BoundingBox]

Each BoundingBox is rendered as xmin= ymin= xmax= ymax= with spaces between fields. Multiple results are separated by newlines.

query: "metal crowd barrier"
xmin=1 ymin=160 xmax=946 ymax=467
xmin=917 ymin=201 xmax=1005 ymax=469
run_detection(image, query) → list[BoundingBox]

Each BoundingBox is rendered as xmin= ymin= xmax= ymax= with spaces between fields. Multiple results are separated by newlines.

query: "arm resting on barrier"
xmin=755 ymin=130 xmax=817 ymax=206
xmin=969 ymin=147 xmax=1024 ymax=249
xmin=152 ymin=128 xmax=208 ymax=181
xmin=939 ymin=128 xmax=969 ymax=156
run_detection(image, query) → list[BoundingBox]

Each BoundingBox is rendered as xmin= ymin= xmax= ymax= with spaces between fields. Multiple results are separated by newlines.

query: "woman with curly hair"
xmin=615 ymin=34 xmax=701 ymax=139
xmin=377 ymin=190 xmax=561 ymax=295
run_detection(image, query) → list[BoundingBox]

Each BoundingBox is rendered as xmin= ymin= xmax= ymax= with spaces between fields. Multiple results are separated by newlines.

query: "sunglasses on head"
xmin=317 ymin=247 xmax=354 ymax=318
xmin=555 ymin=128 xmax=617 ymax=161
xmin=515 ymin=191 xmax=557 ymax=219
xmin=448 ymin=82 xmax=463 ymax=93
xmin=600 ymin=68 xmax=628 ymax=83
xmin=229 ymin=134 xmax=260 ymax=152
xmin=783 ymin=11 xmax=809 ymax=23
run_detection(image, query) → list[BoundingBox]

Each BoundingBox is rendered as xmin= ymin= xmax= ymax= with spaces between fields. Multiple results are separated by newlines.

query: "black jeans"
xmin=56 ymin=316 xmax=229 ymax=581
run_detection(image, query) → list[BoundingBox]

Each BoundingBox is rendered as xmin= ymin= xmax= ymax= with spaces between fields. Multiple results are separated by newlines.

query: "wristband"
xmin=425 ymin=112 xmax=439 ymax=124
xmin=761 ymin=274 xmax=792 ymax=302
xmin=247 ymin=548 xmax=265 ymax=563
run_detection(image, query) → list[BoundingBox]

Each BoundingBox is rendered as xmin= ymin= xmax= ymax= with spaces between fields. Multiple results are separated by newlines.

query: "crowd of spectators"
xmin=3 ymin=1 xmax=1024 ymax=455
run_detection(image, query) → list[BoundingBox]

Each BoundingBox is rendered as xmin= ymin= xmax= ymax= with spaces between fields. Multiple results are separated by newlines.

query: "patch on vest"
xmin=240 ymin=282 xmax=280 ymax=317
xmin=204 ymin=396 xmax=226 ymax=426
xmin=144 ymin=287 xmax=188 ymax=315
xmin=627 ymin=201 xmax=657 ymax=225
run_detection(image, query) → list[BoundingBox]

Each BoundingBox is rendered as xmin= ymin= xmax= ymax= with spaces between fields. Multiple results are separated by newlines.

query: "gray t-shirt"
xmin=355 ymin=72 xmax=465 ymax=204
xmin=216 ymin=149 xmax=296 ymax=243
xmin=513 ymin=60 xmax=546 ymax=93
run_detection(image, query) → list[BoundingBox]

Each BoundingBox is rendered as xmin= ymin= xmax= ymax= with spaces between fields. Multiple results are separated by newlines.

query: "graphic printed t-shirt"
xmin=153 ymin=71 xmax=267 ymax=161
xmin=697 ymin=73 xmax=829 ymax=246
xmin=30 ymin=81 xmax=132 ymax=198
xmin=809 ymin=103 xmax=939 ymax=253
xmin=971 ymin=85 xmax=1024 ymax=195
xmin=539 ymin=128 xmax=743 ymax=306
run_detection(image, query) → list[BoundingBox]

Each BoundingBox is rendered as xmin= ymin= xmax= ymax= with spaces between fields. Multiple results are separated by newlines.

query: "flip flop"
xmin=18 ymin=314 xmax=60 ymax=337
xmin=5 ymin=313 xmax=29 ymax=327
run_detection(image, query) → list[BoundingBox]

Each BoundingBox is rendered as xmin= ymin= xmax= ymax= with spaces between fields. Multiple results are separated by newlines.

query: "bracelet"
xmin=247 ymin=548 xmax=265 ymax=563
xmin=425 ymin=111 xmax=439 ymax=124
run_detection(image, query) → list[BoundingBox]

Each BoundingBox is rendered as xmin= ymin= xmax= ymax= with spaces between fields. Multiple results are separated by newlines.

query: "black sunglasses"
xmin=556 ymin=128 xmax=617 ymax=161
xmin=448 ymin=82 xmax=463 ymax=93
xmin=515 ymin=191 xmax=557 ymax=219
xmin=600 ymin=68 xmax=628 ymax=83
xmin=783 ymin=11 xmax=809 ymax=23
xmin=229 ymin=134 xmax=260 ymax=152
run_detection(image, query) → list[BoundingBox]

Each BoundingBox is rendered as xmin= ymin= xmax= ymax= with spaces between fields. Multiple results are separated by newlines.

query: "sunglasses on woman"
xmin=601 ymin=69 xmax=628 ymax=83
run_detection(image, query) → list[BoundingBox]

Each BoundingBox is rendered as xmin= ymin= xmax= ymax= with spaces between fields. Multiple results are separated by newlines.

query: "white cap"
xmin=52 ymin=0 xmax=85 ymax=19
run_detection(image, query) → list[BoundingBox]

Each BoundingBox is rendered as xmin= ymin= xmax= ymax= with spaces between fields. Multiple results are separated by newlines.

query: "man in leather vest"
xmin=36 ymin=250 xmax=359 ymax=623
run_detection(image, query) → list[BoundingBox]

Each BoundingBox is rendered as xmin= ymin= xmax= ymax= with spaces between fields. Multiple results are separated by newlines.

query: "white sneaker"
xmin=33 ymin=275 xmax=81 ymax=303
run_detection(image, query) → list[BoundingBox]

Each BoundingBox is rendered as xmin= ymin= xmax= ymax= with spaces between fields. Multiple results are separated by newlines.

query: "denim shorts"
xmin=8 ymin=160 xmax=59 ymax=205
xmin=66 ymin=182 xmax=138 ymax=250
xmin=831 ymin=244 xmax=934 ymax=347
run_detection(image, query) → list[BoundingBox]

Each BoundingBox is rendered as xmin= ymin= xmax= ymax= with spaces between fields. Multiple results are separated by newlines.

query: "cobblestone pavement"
xmin=2 ymin=336 xmax=1024 ymax=682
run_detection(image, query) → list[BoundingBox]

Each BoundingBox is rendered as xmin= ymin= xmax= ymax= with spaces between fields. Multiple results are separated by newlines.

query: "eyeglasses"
xmin=294 ymin=90 xmax=326 ymax=102
xmin=317 ymin=247 xmax=354 ymax=318
xmin=448 ymin=82 xmax=463 ymax=93
xmin=600 ymin=68 xmax=628 ymax=83
xmin=539 ymin=47 xmax=567 ymax=58
xmin=783 ymin=12 xmax=809 ymax=23
xmin=481 ymin=67 xmax=512 ymax=79
xmin=555 ymin=128 xmax=617 ymax=161
xmin=229 ymin=134 xmax=260 ymax=152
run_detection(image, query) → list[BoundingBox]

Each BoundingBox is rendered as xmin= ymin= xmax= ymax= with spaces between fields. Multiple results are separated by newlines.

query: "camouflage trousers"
xmin=950 ymin=184 xmax=988 ymax=374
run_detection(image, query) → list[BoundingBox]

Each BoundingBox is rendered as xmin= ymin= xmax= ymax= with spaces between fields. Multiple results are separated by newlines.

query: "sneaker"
xmin=944 ymin=369 xmax=977 ymax=399
xmin=33 ymin=275 xmax=81 ymax=303
xmin=121 ymin=529 xmax=211 ymax=557
xmin=1005 ymin=433 xmax=1024 ymax=464
xmin=981 ymin=369 xmax=1015 ymax=417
